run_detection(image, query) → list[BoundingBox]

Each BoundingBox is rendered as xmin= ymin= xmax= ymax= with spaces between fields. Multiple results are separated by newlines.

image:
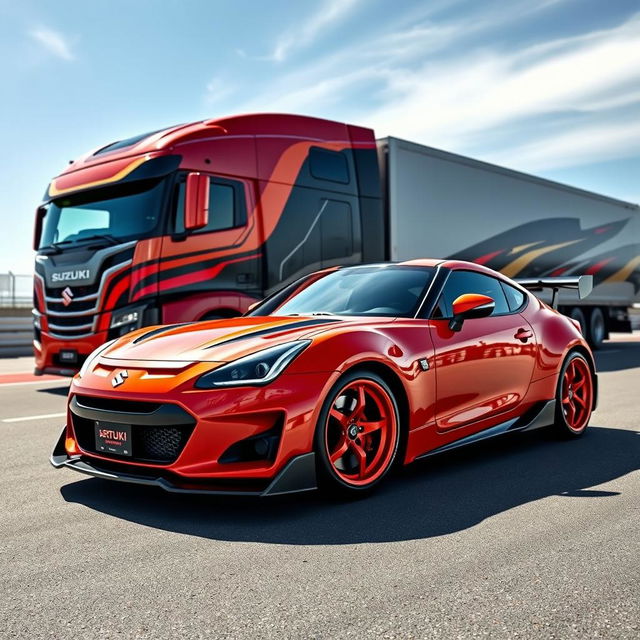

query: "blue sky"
xmin=1 ymin=0 xmax=639 ymax=274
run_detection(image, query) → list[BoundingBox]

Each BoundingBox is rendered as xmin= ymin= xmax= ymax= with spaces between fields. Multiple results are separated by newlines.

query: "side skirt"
xmin=415 ymin=399 xmax=556 ymax=461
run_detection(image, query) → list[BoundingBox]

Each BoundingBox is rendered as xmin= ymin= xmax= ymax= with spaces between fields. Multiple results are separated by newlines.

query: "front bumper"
xmin=34 ymin=330 xmax=108 ymax=376
xmin=51 ymin=368 xmax=339 ymax=496
xmin=51 ymin=427 xmax=317 ymax=496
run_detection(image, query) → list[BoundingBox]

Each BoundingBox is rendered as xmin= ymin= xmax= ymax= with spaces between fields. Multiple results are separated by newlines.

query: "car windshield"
xmin=273 ymin=266 xmax=436 ymax=317
xmin=39 ymin=177 xmax=167 ymax=250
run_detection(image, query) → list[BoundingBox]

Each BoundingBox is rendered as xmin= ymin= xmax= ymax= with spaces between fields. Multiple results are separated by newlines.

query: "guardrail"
xmin=0 ymin=272 xmax=32 ymax=308
xmin=0 ymin=316 xmax=33 ymax=357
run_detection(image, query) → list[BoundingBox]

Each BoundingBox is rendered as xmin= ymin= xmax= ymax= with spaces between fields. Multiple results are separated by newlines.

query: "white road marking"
xmin=0 ymin=379 xmax=70 ymax=388
xmin=3 ymin=412 xmax=66 ymax=423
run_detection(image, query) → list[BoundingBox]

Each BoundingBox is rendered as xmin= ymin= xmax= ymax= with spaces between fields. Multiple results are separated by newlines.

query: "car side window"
xmin=174 ymin=176 xmax=247 ymax=234
xmin=501 ymin=281 xmax=527 ymax=312
xmin=434 ymin=270 xmax=510 ymax=318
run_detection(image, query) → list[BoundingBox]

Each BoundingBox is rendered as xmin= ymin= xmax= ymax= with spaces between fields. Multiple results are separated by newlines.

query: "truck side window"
xmin=309 ymin=147 xmax=350 ymax=184
xmin=434 ymin=270 xmax=510 ymax=318
xmin=174 ymin=176 xmax=247 ymax=234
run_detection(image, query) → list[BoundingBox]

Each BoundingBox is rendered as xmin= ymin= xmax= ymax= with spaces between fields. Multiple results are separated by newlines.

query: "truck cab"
xmin=33 ymin=114 xmax=384 ymax=374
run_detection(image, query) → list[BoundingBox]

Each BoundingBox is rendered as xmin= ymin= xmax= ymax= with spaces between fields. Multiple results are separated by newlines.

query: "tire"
xmin=588 ymin=307 xmax=606 ymax=350
xmin=569 ymin=307 xmax=587 ymax=337
xmin=553 ymin=352 xmax=594 ymax=438
xmin=314 ymin=370 xmax=401 ymax=496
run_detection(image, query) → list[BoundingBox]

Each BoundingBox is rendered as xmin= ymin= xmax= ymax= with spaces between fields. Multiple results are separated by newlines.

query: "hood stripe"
xmin=132 ymin=323 xmax=194 ymax=344
xmin=205 ymin=318 xmax=341 ymax=349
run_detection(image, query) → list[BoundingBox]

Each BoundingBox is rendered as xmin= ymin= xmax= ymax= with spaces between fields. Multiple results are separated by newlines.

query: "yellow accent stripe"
xmin=501 ymin=239 xmax=581 ymax=278
xmin=509 ymin=241 xmax=542 ymax=255
xmin=603 ymin=255 xmax=640 ymax=283
xmin=48 ymin=155 xmax=150 ymax=197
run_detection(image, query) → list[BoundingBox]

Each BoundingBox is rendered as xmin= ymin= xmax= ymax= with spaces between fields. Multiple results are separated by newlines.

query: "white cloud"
xmin=485 ymin=118 xmax=640 ymax=172
xmin=263 ymin=0 xmax=362 ymax=62
xmin=364 ymin=12 xmax=640 ymax=162
xmin=29 ymin=26 xmax=74 ymax=61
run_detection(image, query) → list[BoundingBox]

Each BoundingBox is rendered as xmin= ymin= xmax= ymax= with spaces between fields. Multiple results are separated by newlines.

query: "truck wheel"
xmin=569 ymin=307 xmax=587 ymax=338
xmin=588 ymin=307 xmax=606 ymax=350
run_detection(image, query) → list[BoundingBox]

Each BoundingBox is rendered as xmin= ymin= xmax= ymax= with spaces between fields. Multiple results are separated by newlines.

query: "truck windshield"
xmin=273 ymin=266 xmax=436 ymax=317
xmin=38 ymin=177 xmax=167 ymax=250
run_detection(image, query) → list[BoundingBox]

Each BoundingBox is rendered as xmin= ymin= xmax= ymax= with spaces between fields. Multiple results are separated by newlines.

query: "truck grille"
xmin=36 ymin=245 xmax=135 ymax=339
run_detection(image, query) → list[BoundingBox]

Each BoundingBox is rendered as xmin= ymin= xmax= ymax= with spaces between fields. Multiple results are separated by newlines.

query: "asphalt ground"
xmin=1 ymin=337 xmax=638 ymax=639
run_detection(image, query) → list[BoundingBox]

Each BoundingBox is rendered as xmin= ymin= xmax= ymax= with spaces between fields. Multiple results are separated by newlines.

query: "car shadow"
xmin=37 ymin=385 xmax=71 ymax=396
xmin=60 ymin=425 xmax=638 ymax=545
xmin=595 ymin=340 xmax=640 ymax=372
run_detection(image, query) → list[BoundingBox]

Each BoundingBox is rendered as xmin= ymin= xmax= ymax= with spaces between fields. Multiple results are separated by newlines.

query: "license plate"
xmin=95 ymin=421 xmax=132 ymax=457
xmin=59 ymin=349 xmax=78 ymax=363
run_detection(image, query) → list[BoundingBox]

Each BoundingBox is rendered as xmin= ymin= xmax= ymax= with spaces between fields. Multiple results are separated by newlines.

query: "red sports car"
xmin=51 ymin=259 xmax=597 ymax=496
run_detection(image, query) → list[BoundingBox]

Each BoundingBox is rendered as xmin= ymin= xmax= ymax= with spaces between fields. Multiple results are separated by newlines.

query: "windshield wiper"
xmin=39 ymin=233 xmax=120 ymax=254
xmin=84 ymin=233 xmax=120 ymax=248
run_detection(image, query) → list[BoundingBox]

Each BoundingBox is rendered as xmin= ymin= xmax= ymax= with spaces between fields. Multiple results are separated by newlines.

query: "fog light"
xmin=65 ymin=437 xmax=79 ymax=455
xmin=253 ymin=437 xmax=270 ymax=458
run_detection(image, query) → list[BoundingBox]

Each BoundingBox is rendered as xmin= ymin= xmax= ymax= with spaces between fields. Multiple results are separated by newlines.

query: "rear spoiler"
xmin=514 ymin=276 xmax=593 ymax=309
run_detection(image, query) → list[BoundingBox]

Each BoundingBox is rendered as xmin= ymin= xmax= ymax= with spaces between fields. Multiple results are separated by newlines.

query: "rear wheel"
xmin=554 ymin=352 xmax=594 ymax=437
xmin=315 ymin=371 xmax=400 ymax=495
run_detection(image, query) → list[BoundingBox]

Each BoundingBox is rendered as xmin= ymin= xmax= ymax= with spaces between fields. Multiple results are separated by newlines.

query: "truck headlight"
xmin=195 ymin=341 xmax=310 ymax=389
xmin=110 ymin=305 xmax=145 ymax=335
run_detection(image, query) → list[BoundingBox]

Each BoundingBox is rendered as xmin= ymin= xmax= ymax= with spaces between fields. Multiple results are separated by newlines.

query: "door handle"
xmin=514 ymin=328 xmax=533 ymax=342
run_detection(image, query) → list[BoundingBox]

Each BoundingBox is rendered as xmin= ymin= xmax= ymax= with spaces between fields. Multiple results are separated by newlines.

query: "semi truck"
xmin=33 ymin=113 xmax=640 ymax=374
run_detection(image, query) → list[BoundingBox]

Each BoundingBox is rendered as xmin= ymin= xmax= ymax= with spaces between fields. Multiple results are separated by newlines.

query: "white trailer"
xmin=378 ymin=136 xmax=640 ymax=347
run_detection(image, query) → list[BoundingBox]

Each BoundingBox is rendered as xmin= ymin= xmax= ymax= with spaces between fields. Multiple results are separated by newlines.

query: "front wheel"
xmin=315 ymin=371 xmax=400 ymax=495
xmin=553 ymin=352 xmax=594 ymax=437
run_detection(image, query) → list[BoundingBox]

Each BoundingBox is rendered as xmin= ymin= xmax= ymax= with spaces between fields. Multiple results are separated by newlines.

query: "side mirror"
xmin=33 ymin=206 xmax=46 ymax=250
xmin=184 ymin=172 xmax=209 ymax=231
xmin=449 ymin=293 xmax=495 ymax=332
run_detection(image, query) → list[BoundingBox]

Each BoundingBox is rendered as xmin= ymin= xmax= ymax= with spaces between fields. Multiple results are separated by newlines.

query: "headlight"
xmin=78 ymin=339 xmax=116 ymax=378
xmin=109 ymin=305 xmax=146 ymax=338
xmin=110 ymin=306 xmax=144 ymax=330
xmin=195 ymin=340 xmax=310 ymax=389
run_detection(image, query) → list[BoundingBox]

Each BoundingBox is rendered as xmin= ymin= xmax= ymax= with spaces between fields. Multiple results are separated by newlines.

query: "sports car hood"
xmin=99 ymin=316 xmax=348 ymax=364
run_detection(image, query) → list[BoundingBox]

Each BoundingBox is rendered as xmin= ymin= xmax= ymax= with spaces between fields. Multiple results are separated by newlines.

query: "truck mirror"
xmin=33 ymin=206 xmax=46 ymax=251
xmin=184 ymin=173 xmax=209 ymax=231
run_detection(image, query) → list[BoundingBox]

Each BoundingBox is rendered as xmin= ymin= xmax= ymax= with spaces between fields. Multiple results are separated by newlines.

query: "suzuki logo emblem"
xmin=62 ymin=287 xmax=74 ymax=307
xmin=111 ymin=370 xmax=129 ymax=388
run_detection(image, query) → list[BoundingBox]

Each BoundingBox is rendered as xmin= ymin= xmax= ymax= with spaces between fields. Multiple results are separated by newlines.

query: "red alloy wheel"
xmin=561 ymin=357 xmax=593 ymax=433
xmin=324 ymin=379 xmax=398 ymax=487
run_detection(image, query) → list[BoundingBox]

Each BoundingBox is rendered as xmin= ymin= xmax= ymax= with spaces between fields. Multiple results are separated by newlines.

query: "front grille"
xmin=41 ymin=247 xmax=135 ymax=339
xmin=45 ymin=282 xmax=100 ymax=298
xmin=72 ymin=415 xmax=194 ymax=464
xmin=47 ymin=299 xmax=96 ymax=313
xmin=75 ymin=395 xmax=162 ymax=414
xmin=70 ymin=398 xmax=196 ymax=465
xmin=142 ymin=427 xmax=184 ymax=460
xmin=47 ymin=314 xmax=93 ymax=328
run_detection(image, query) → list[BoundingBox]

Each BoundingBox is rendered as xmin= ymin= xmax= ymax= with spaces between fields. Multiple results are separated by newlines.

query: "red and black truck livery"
xmin=34 ymin=114 xmax=383 ymax=374
xmin=33 ymin=113 xmax=639 ymax=374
